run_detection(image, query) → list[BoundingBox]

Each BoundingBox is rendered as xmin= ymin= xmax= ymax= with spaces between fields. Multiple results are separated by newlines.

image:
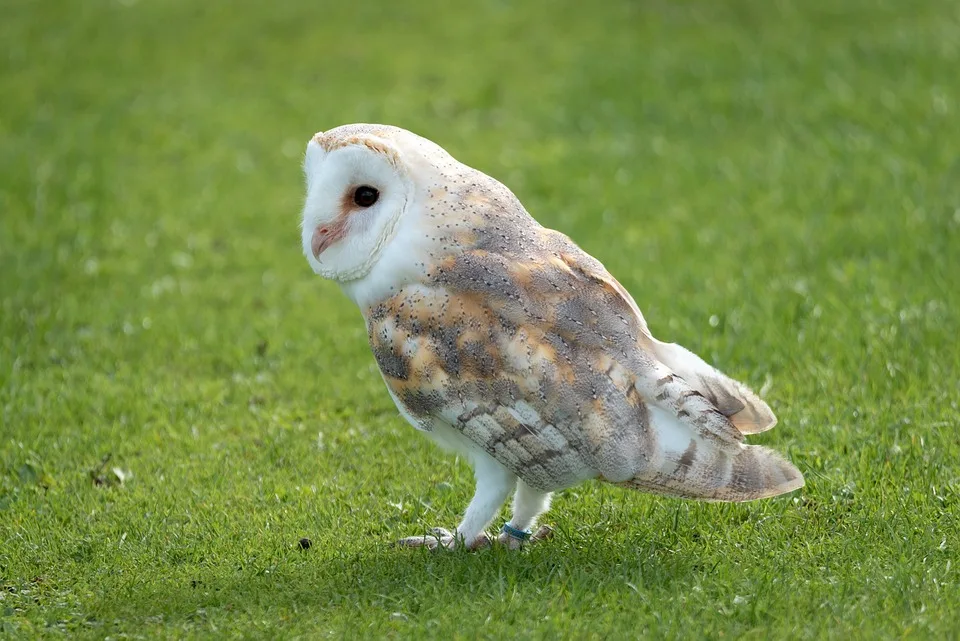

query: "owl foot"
xmin=395 ymin=527 xmax=492 ymax=551
xmin=497 ymin=524 xmax=554 ymax=550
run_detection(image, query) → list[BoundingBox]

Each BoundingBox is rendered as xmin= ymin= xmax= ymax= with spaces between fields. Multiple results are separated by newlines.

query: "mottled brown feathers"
xmin=363 ymin=220 xmax=711 ymax=489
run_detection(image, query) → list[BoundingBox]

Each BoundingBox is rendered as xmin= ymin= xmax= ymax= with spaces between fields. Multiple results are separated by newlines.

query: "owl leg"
xmin=454 ymin=456 xmax=517 ymax=548
xmin=498 ymin=480 xmax=554 ymax=549
xmin=396 ymin=455 xmax=516 ymax=551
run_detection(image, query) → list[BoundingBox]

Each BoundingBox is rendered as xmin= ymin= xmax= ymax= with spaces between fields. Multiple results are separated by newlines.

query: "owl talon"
xmin=469 ymin=532 xmax=493 ymax=550
xmin=497 ymin=524 xmax=554 ymax=550
xmin=395 ymin=527 xmax=453 ymax=549
xmin=395 ymin=528 xmax=491 ymax=551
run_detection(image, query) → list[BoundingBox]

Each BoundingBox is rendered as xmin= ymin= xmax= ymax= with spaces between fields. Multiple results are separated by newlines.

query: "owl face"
xmin=301 ymin=127 xmax=418 ymax=281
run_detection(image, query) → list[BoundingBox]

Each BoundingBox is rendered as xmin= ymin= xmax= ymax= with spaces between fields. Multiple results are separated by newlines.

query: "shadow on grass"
xmin=97 ymin=530 xmax=695 ymax=624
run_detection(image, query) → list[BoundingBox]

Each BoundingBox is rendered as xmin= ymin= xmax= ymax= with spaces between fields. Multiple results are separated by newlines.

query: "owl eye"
xmin=353 ymin=185 xmax=379 ymax=208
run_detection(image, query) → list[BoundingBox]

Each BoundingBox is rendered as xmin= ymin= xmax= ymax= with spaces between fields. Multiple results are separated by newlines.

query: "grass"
xmin=2 ymin=0 xmax=959 ymax=637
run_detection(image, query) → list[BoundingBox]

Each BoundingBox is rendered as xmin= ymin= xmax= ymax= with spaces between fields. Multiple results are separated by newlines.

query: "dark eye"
xmin=353 ymin=185 xmax=379 ymax=207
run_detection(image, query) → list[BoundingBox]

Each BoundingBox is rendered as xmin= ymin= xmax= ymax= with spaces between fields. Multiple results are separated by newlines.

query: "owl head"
xmin=300 ymin=124 xmax=459 ymax=282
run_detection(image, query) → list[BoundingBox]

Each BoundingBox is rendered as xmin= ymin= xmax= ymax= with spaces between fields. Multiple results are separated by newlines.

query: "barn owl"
xmin=301 ymin=124 xmax=804 ymax=550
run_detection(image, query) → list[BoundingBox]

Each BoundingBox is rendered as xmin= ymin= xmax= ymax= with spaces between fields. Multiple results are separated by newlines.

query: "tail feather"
xmin=651 ymin=340 xmax=777 ymax=435
xmin=616 ymin=407 xmax=804 ymax=502
xmin=619 ymin=444 xmax=804 ymax=502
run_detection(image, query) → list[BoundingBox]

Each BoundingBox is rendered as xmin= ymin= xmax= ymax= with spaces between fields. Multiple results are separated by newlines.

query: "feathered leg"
xmin=498 ymin=480 xmax=554 ymax=549
xmin=397 ymin=454 xmax=516 ymax=550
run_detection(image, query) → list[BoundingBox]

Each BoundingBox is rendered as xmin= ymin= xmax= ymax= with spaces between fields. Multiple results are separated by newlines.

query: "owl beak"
xmin=311 ymin=218 xmax=347 ymax=258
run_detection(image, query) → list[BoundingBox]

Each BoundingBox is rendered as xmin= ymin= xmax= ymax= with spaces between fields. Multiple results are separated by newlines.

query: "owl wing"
xmin=521 ymin=229 xmax=777 ymax=435
xmin=365 ymin=230 xmax=777 ymax=490
xmin=528 ymin=228 xmax=777 ymax=434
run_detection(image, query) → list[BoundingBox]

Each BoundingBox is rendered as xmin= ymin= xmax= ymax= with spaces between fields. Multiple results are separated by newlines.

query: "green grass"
xmin=2 ymin=0 xmax=959 ymax=637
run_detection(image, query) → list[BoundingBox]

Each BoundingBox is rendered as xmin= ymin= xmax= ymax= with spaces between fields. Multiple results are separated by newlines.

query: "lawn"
xmin=2 ymin=0 xmax=959 ymax=638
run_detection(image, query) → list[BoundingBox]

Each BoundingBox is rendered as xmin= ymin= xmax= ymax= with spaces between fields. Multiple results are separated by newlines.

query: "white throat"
xmin=338 ymin=205 xmax=432 ymax=311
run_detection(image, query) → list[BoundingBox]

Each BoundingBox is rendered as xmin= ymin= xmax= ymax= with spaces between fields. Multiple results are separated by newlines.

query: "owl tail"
xmin=616 ymin=407 xmax=804 ymax=502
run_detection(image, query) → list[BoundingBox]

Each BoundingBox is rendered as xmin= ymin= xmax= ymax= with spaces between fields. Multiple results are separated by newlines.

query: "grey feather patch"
xmin=372 ymin=345 xmax=409 ymax=380
xmin=676 ymin=440 xmax=698 ymax=472
xmin=698 ymin=375 xmax=747 ymax=417
xmin=401 ymin=389 xmax=446 ymax=416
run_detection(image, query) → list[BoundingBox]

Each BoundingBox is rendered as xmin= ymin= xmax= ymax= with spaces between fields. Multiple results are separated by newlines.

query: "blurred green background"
xmin=2 ymin=0 xmax=958 ymax=638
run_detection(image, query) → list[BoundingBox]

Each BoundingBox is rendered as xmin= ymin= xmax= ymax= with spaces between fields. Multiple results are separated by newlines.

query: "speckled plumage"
xmin=301 ymin=124 xmax=804 ymax=549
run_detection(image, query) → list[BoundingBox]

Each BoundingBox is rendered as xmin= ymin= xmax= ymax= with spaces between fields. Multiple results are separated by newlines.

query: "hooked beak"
xmin=311 ymin=217 xmax=348 ymax=259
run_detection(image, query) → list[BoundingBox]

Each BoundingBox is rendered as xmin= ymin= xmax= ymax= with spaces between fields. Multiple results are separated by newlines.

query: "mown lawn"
xmin=2 ymin=0 xmax=958 ymax=638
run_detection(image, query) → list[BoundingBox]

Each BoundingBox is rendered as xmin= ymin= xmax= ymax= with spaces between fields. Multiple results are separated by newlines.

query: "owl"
xmin=301 ymin=124 xmax=803 ymax=550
